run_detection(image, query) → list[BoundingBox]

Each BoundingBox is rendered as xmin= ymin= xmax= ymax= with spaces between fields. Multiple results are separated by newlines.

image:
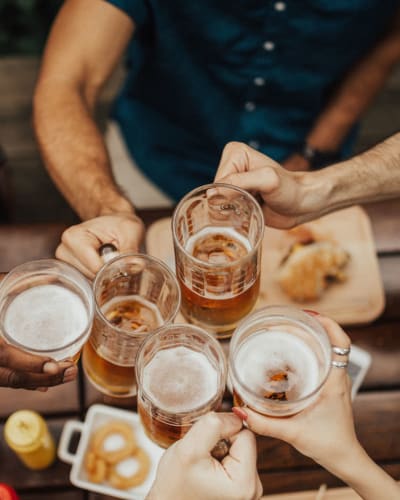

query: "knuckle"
xmin=203 ymin=412 xmax=222 ymax=433
xmin=224 ymin=141 xmax=243 ymax=153
xmin=61 ymin=225 xmax=79 ymax=246
xmin=8 ymin=371 xmax=27 ymax=389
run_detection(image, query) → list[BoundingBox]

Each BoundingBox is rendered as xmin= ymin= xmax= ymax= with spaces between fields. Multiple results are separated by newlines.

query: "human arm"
xmin=0 ymin=338 xmax=77 ymax=390
xmin=232 ymin=315 xmax=400 ymax=500
xmin=283 ymin=9 xmax=400 ymax=171
xmin=215 ymin=133 xmax=400 ymax=229
xmin=33 ymin=0 xmax=144 ymax=277
xmin=146 ymin=412 xmax=262 ymax=500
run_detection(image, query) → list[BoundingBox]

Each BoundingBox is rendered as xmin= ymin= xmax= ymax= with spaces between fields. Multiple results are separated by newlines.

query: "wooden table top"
xmin=0 ymin=200 xmax=400 ymax=499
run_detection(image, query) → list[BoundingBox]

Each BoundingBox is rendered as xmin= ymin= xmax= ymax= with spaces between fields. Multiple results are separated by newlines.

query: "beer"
xmin=177 ymin=227 xmax=260 ymax=337
xmin=136 ymin=324 xmax=226 ymax=448
xmin=83 ymin=296 xmax=163 ymax=397
xmin=82 ymin=253 xmax=180 ymax=397
xmin=3 ymin=284 xmax=89 ymax=361
xmin=138 ymin=346 xmax=220 ymax=448
xmin=229 ymin=306 xmax=331 ymax=416
xmin=233 ymin=330 xmax=320 ymax=405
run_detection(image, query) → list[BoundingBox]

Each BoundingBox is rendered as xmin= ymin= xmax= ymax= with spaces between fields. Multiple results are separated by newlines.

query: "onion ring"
xmin=109 ymin=448 xmax=151 ymax=489
xmin=84 ymin=450 xmax=108 ymax=483
xmin=91 ymin=421 xmax=137 ymax=464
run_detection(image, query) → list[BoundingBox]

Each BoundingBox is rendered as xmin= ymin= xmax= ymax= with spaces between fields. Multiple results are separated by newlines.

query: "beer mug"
xmin=136 ymin=324 xmax=227 ymax=448
xmin=172 ymin=183 xmax=264 ymax=339
xmin=229 ymin=306 xmax=331 ymax=416
xmin=82 ymin=253 xmax=180 ymax=398
xmin=0 ymin=259 xmax=94 ymax=361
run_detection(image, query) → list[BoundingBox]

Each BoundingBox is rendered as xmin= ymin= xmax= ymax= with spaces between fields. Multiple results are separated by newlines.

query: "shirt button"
xmin=263 ymin=41 xmax=275 ymax=51
xmin=253 ymin=77 xmax=266 ymax=87
xmin=248 ymin=140 xmax=260 ymax=149
xmin=274 ymin=1 xmax=286 ymax=11
xmin=244 ymin=101 xmax=256 ymax=112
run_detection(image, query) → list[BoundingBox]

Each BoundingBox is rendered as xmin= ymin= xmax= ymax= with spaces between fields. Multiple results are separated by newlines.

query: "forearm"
xmin=33 ymin=82 xmax=133 ymax=220
xmin=324 ymin=446 xmax=400 ymax=500
xmin=306 ymin=132 xmax=400 ymax=215
xmin=307 ymin=32 xmax=400 ymax=151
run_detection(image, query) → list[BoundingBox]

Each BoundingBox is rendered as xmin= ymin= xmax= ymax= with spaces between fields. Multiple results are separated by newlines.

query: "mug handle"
xmin=58 ymin=420 xmax=85 ymax=464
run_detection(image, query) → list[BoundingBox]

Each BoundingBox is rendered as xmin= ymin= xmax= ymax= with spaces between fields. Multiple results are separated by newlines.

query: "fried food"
xmin=109 ymin=448 xmax=151 ymax=489
xmin=85 ymin=451 xmax=108 ymax=483
xmin=278 ymin=240 xmax=350 ymax=302
xmin=84 ymin=419 xmax=150 ymax=490
xmin=91 ymin=421 xmax=137 ymax=464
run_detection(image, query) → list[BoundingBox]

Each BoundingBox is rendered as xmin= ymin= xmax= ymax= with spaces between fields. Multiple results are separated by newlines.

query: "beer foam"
xmin=235 ymin=330 xmax=320 ymax=400
xmin=143 ymin=346 xmax=218 ymax=412
xmin=4 ymin=284 xmax=88 ymax=350
xmin=101 ymin=294 xmax=163 ymax=330
xmin=185 ymin=226 xmax=251 ymax=255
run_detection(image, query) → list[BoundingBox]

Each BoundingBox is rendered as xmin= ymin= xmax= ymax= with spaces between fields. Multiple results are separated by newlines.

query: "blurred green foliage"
xmin=0 ymin=0 xmax=62 ymax=54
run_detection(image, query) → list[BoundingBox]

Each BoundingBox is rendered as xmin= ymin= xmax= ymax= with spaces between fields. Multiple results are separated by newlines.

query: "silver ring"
xmin=332 ymin=360 xmax=348 ymax=369
xmin=332 ymin=346 xmax=351 ymax=356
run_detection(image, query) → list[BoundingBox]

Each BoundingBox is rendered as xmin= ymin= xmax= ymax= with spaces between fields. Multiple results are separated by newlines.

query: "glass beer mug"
xmin=136 ymin=323 xmax=227 ymax=448
xmin=82 ymin=253 xmax=180 ymax=397
xmin=229 ymin=306 xmax=332 ymax=417
xmin=0 ymin=259 xmax=94 ymax=361
xmin=172 ymin=183 xmax=264 ymax=339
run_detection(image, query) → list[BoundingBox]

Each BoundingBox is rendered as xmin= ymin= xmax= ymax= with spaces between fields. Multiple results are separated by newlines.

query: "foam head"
xmin=143 ymin=346 xmax=218 ymax=412
xmin=4 ymin=284 xmax=89 ymax=351
xmin=234 ymin=330 xmax=321 ymax=401
xmin=185 ymin=226 xmax=251 ymax=264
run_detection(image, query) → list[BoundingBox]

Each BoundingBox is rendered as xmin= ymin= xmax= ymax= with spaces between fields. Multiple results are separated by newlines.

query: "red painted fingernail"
xmin=232 ymin=407 xmax=248 ymax=421
xmin=303 ymin=309 xmax=320 ymax=316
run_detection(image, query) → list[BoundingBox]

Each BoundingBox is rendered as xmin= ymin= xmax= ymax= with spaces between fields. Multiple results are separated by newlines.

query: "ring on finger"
xmin=332 ymin=345 xmax=351 ymax=356
xmin=331 ymin=360 xmax=348 ymax=369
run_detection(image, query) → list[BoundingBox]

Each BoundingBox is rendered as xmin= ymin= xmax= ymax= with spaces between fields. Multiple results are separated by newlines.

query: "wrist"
xmin=298 ymin=142 xmax=341 ymax=170
xmin=97 ymin=194 xmax=136 ymax=218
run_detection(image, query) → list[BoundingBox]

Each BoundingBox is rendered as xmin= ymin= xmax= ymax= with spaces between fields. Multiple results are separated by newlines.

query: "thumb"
xmin=181 ymin=412 xmax=243 ymax=458
xmin=219 ymin=168 xmax=280 ymax=197
xmin=223 ymin=428 xmax=258 ymax=477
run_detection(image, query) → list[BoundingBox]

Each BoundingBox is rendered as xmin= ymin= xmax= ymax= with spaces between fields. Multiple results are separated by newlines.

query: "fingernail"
xmin=303 ymin=309 xmax=320 ymax=316
xmin=63 ymin=366 xmax=77 ymax=383
xmin=43 ymin=362 xmax=59 ymax=374
xmin=36 ymin=387 xmax=48 ymax=392
xmin=232 ymin=407 xmax=248 ymax=421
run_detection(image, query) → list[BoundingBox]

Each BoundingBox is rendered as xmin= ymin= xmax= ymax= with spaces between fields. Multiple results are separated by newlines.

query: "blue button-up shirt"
xmin=106 ymin=0 xmax=398 ymax=200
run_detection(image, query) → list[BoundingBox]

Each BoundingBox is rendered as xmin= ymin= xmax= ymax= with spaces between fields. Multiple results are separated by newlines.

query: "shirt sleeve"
xmin=103 ymin=0 xmax=150 ymax=27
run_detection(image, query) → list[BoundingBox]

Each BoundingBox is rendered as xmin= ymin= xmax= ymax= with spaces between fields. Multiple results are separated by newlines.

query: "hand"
xmin=233 ymin=315 xmax=360 ymax=472
xmin=215 ymin=142 xmax=329 ymax=229
xmin=0 ymin=338 xmax=77 ymax=391
xmin=282 ymin=153 xmax=311 ymax=172
xmin=147 ymin=412 xmax=263 ymax=500
xmin=56 ymin=213 xmax=145 ymax=279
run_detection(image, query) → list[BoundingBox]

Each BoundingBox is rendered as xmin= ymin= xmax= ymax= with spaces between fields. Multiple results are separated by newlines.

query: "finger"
xmin=106 ymin=219 xmax=143 ymax=253
xmin=0 ymin=365 xmax=76 ymax=389
xmin=56 ymin=243 xmax=97 ymax=280
xmin=59 ymin=227 xmax=104 ymax=276
xmin=223 ymin=428 xmax=258 ymax=476
xmin=315 ymin=315 xmax=351 ymax=349
xmin=0 ymin=341 xmax=72 ymax=374
xmin=215 ymin=142 xmax=273 ymax=180
xmin=237 ymin=407 xmax=293 ymax=441
xmin=218 ymin=168 xmax=280 ymax=198
xmin=181 ymin=412 xmax=243 ymax=458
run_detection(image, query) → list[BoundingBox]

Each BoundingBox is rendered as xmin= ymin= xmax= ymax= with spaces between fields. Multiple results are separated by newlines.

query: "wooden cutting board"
xmin=145 ymin=206 xmax=385 ymax=326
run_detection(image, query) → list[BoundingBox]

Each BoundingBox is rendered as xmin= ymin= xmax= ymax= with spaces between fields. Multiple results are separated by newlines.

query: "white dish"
xmin=58 ymin=404 xmax=164 ymax=499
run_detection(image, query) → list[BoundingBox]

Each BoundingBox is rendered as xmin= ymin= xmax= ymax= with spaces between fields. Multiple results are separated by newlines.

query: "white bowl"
xmin=58 ymin=404 xmax=164 ymax=499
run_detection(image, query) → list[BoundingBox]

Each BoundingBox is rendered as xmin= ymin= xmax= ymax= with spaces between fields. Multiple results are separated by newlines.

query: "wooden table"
xmin=0 ymin=202 xmax=400 ymax=499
